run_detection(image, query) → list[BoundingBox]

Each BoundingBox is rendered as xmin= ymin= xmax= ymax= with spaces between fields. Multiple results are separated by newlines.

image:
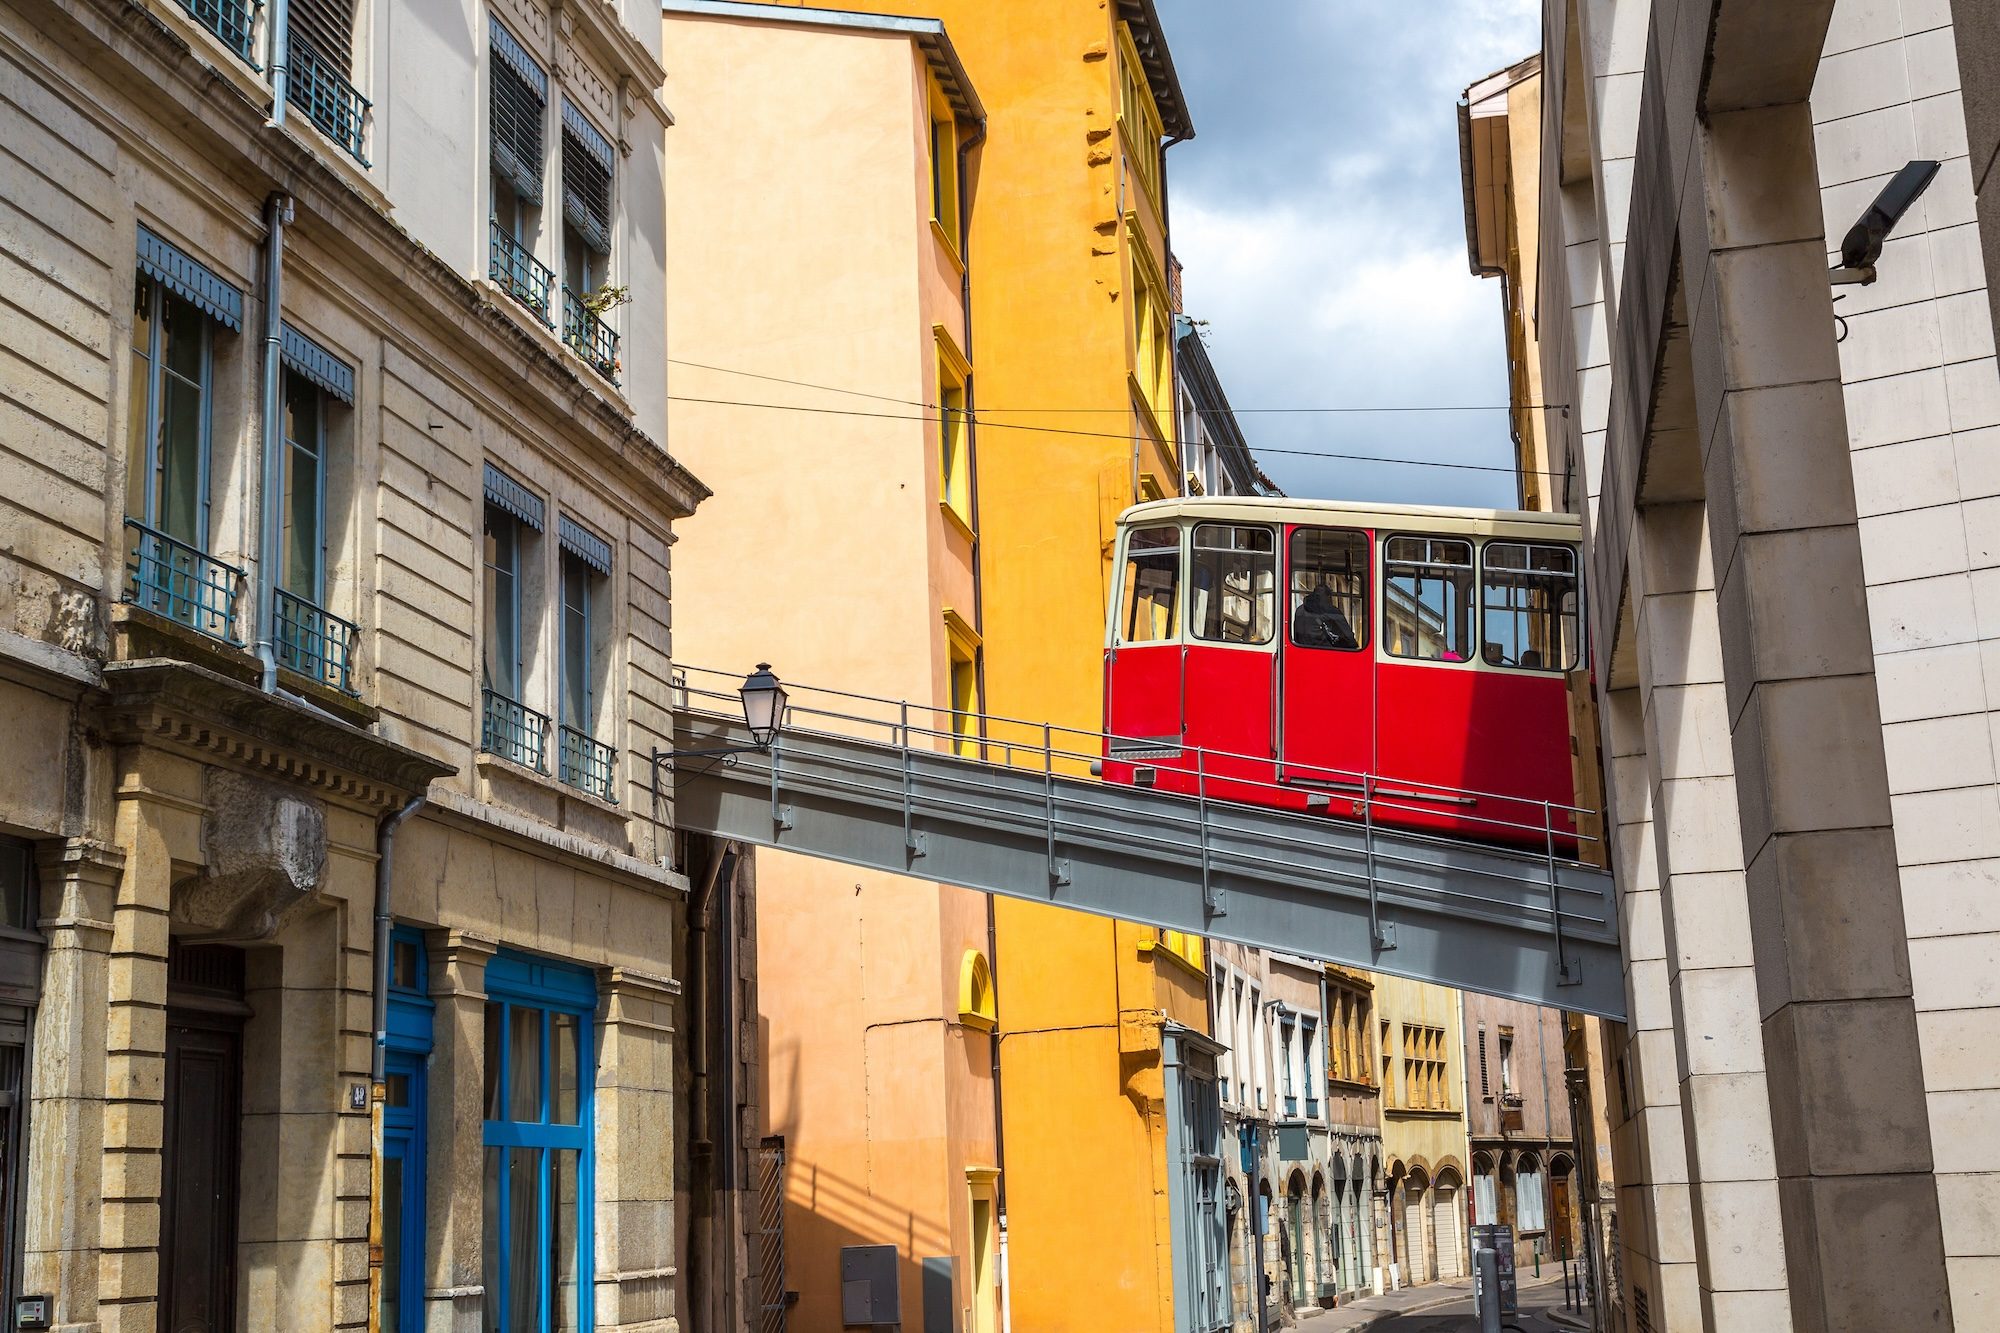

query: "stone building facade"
xmin=1208 ymin=948 xmax=1382 ymax=1329
xmin=1460 ymin=996 xmax=1578 ymax=1274
xmin=1524 ymin=0 xmax=2000 ymax=1325
xmin=0 ymin=0 xmax=757 ymax=1329
xmin=1369 ymin=975 xmax=1469 ymax=1293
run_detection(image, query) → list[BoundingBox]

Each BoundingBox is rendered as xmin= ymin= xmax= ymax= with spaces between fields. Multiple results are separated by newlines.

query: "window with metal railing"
xmin=482 ymin=688 xmax=550 ymax=774
xmin=491 ymin=221 xmax=555 ymax=326
xmin=177 ymin=0 xmax=261 ymax=65
xmin=125 ymin=519 xmax=246 ymax=644
xmin=561 ymin=288 xmax=619 ymax=384
xmin=557 ymin=528 xmax=615 ymax=801
xmin=558 ymin=727 xmax=617 ymax=804
xmin=287 ymin=35 xmax=370 ymax=165
xmin=276 ymin=588 xmax=359 ymax=694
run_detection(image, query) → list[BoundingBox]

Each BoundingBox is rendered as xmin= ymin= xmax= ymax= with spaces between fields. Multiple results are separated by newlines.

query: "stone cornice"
xmin=31 ymin=0 xmax=709 ymax=520
xmin=98 ymin=659 xmax=456 ymax=809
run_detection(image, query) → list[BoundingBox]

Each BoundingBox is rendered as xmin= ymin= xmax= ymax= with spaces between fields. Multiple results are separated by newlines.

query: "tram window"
xmin=1288 ymin=528 xmax=1368 ymax=651
xmin=1120 ymin=525 xmax=1181 ymax=643
xmin=1480 ymin=542 xmax=1580 ymax=671
xmin=1190 ymin=523 xmax=1276 ymax=645
xmin=1382 ymin=535 xmax=1475 ymax=663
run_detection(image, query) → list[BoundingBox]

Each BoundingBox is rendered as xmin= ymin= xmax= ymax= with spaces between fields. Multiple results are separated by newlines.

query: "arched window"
xmin=958 ymin=950 xmax=996 ymax=1032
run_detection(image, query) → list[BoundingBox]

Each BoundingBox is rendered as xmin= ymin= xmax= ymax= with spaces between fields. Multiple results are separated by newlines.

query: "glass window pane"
xmin=386 ymin=1073 xmax=411 ymax=1109
xmin=0 ymin=840 xmax=33 ymax=932
xmin=509 ymin=1004 xmax=542 ymax=1123
xmin=392 ymin=938 xmax=421 ymax=991
xmin=1383 ymin=536 xmax=1474 ymax=662
xmin=562 ymin=556 xmax=589 ymax=729
xmin=1479 ymin=542 xmax=1580 ymax=671
xmin=483 ymin=506 xmax=519 ymax=698
xmin=127 ymin=292 xmax=153 ymax=523
xmin=508 ymin=1147 xmax=542 ymax=1333
xmin=1288 ymin=528 xmax=1368 ymax=651
xmin=552 ymin=1012 xmax=580 ymax=1126
xmin=482 ymin=1145 xmax=504 ymax=1326
xmin=1120 ymin=526 xmax=1180 ymax=644
xmin=1190 ymin=524 xmax=1275 ymax=645
xmin=158 ymin=366 xmax=205 ymax=546
xmin=381 ymin=1153 xmax=404 ymax=1332
xmin=484 ymin=1003 xmax=504 ymax=1121
xmin=550 ymin=1148 xmax=581 ymax=1332
xmin=283 ymin=374 xmax=323 ymax=598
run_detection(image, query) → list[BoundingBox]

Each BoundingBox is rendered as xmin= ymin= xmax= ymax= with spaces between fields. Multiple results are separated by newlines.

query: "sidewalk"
xmin=1291 ymin=1269 xmax=1567 ymax=1331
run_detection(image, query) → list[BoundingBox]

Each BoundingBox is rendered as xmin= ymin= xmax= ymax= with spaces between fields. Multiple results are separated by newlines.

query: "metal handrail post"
xmin=1545 ymin=799 xmax=1572 ymax=984
xmin=1043 ymin=722 xmax=1065 ymax=887
xmin=1198 ymin=746 xmax=1220 ymax=917
xmin=901 ymin=701 xmax=917 ymax=860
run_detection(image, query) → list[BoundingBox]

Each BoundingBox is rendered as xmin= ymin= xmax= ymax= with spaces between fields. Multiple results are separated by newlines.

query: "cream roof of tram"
xmin=1120 ymin=496 xmax=1583 ymax=539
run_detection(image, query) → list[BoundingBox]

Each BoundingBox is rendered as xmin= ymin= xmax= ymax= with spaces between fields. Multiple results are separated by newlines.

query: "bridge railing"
xmin=670 ymin=664 xmax=1610 ymax=989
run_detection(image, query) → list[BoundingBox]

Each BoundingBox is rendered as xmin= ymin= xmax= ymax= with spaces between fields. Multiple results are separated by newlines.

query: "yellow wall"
xmin=661 ymin=14 xmax=998 ymax=1331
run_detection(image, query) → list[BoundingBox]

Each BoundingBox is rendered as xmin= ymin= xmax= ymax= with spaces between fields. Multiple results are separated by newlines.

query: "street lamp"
xmin=739 ymin=663 xmax=787 ymax=748
xmin=648 ymin=664 xmax=789 ymax=816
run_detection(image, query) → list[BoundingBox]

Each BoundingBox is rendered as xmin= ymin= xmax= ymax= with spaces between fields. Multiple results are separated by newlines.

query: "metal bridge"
xmin=667 ymin=668 xmax=1626 ymax=1020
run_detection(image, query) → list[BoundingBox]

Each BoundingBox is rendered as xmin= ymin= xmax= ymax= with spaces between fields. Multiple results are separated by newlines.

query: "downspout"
xmin=255 ymin=191 xmax=295 ymax=691
xmin=956 ymin=112 xmax=1013 ymax=1333
xmin=368 ymin=793 xmax=427 ymax=1333
xmin=267 ymin=0 xmax=291 ymax=127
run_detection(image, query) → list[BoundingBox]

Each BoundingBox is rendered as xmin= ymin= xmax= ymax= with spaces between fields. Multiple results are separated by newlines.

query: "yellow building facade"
xmin=1368 ymin=975 xmax=1472 ymax=1291
xmin=661 ymin=5 xmax=1004 ymax=1330
xmin=753 ymin=2 xmax=1206 ymax=1328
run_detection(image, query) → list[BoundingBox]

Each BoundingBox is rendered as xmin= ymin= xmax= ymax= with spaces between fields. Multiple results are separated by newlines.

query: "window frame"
xmin=928 ymin=80 xmax=961 ymax=251
xmin=1116 ymin=24 xmax=1165 ymax=210
xmin=1477 ymin=540 xmax=1581 ymax=673
xmin=481 ymin=952 xmax=596 ymax=1333
xmin=936 ymin=331 xmax=972 ymax=528
xmin=1380 ymin=533 xmax=1477 ymax=665
xmin=380 ymin=926 xmax=432 ymax=1333
xmin=128 ymin=273 xmax=216 ymax=550
xmin=1189 ymin=522 xmax=1277 ymax=648
xmin=483 ymin=501 xmax=525 ymax=704
xmin=280 ymin=368 xmax=329 ymax=605
xmin=1287 ymin=526 xmax=1370 ymax=653
xmin=559 ymin=548 xmax=594 ymax=736
xmin=1116 ymin=523 xmax=1183 ymax=647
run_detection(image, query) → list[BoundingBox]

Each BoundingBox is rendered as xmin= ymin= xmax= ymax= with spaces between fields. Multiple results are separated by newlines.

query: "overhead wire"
xmin=662 ymin=390 xmax=1578 ymax=479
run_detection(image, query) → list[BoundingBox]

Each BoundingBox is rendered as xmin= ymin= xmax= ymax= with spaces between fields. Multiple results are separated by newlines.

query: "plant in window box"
xmin=578 ymin=284 xmax=630 ymax=316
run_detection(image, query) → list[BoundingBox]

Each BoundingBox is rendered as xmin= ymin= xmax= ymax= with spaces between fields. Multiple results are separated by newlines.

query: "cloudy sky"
xmin=1155 ymin=0 xmax=1540 ymax=508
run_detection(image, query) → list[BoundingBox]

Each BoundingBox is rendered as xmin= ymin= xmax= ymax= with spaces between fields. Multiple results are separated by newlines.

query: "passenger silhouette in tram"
xmin=1293 ymin=582 xmax=1358 ymax=650
xmin=1520 ymin=648 xmax=1544 ymax=670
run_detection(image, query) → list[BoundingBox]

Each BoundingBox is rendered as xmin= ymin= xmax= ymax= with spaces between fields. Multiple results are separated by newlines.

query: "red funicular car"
xmin=1102 ymin=497 xmax=1586 ymax=850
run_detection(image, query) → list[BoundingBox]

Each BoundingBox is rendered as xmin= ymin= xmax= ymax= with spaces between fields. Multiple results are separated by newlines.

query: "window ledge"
xmin=930 ymin=218 xmax=967 ymax=274
xmin=1138 ymin=938 xmax=1206 ymax=980
xmin=475 ymin=750 xmax=626 ymax=819
xmin=277 ymin=664 xmax=379 ymax=728
xmin=111 ymin=603 xmax=260 ymax=683
xmin=938 ymin=499 xmax=976 ymax=543
xmin=957 ymin=1009 xmax=996 ymax=1033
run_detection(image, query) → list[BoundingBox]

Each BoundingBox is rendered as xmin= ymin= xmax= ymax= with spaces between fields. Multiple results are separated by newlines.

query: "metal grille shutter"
xmin=490 ymin=17 xmax=547 ymax=205
xmin=561 ymin=100 xmax=614 ymax=255
xmin=288 ymin=0 xmax=354 ymax=74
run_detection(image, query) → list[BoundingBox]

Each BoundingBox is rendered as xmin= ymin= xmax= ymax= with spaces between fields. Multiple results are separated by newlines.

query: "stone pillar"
xmin=425 ymin=931 xmax=495 ymax=1333
xmin=1630 ymin=499 xmax=1795 ymax=1329
xmin=1600 ymin=682 xmax=1702 ymax=1326
xmin=98 ymin=791 xmax=174 ymax=1333
xmin=24 ymin=838 xmax=121 ymax=1331
xmin=593 ymin=966 xmax=680 ymax=1330
xmin=239 ymin=906 xmax=350 ymax=1330
xmin=1685 ymin=99 xmax=1953 ymax=1331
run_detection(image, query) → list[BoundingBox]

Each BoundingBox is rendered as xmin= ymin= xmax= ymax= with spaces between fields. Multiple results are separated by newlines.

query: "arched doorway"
xmin=1225 ymin=1177 xmax=1244 ymax=1329
xmin=1258 ymin=1179 xmax=1276 ymax=1323
xmin=1404 ymin=1164 xmax=1431 ymax=1284
xmin=1471 ymin=1150 xmax=1498 ymax=1228
xmin=1311 ymin=1171 xmax=1334 ymax=1306
xmin=1549 ymin=1153 xmax=1577 ymax=1262
xmin=1432 ymin=1165 xmax=1464 ymax=1280
xmin=1385 ymin=1162 xmax=1407 ymax=1285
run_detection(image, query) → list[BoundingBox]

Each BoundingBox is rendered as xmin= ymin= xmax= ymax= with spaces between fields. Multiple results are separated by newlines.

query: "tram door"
xmin=1107 ymin=523 xmax=1186 ymax=749
xmin=1182 ymin=523 xmax=1280 ymax=793
xmin=1279 ymin=526 xmax=1374 ymax=787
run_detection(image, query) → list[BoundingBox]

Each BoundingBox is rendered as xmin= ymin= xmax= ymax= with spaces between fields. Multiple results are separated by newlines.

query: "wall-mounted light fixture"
xmin=1829 ymin=159 xmax=1940 ymax=286
xmin=648 ymin=663 xmax=788 ymax=810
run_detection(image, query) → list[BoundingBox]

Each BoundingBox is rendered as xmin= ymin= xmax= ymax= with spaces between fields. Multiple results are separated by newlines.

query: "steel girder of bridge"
xmin=668 ymin=701 xmax=1626 ymax=1020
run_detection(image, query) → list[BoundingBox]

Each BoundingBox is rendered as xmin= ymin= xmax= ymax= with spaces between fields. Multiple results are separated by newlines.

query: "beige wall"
xmin=661 ymin=13 xmax=998 ymax=1331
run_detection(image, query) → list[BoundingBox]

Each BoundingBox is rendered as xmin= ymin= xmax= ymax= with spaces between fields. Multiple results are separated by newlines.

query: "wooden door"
xmin=161 ymin=1015 xmax=242 ymax=1333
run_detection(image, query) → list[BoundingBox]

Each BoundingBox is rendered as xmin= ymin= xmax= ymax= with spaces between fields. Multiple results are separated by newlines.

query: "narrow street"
xmin=1295 ymin=1273 xmax=1584 ymax=1333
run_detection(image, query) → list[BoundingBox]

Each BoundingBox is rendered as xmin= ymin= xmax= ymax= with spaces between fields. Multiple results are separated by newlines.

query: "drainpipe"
xmin=254 ymin=191 xmax=294 ymax=691
xmin=368 ymin=793 xmax=426 ymax=1333
xmin=267 ymin=0 xmax=291 ymax=127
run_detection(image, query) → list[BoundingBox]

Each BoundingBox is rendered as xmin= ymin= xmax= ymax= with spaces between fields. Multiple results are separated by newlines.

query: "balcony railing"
xmin=559 ymin=726 xmax=619 ymax=804
xmin=491 ymin=222 xmax=555 ymax=327
xmin=482 ymin=689 xmax=551 ymax=772
xmin=124 ymin=518 xmax=245 ymax=645
xmin=562 ymin=287 xmax=621 ymax=384
xmin=178 ymin=0 xmax=261 ymax=65
xmin=275 ymin=588 xmax=360 ymax=696
xmin=287 ymin=37 xmax=370 ymax=165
